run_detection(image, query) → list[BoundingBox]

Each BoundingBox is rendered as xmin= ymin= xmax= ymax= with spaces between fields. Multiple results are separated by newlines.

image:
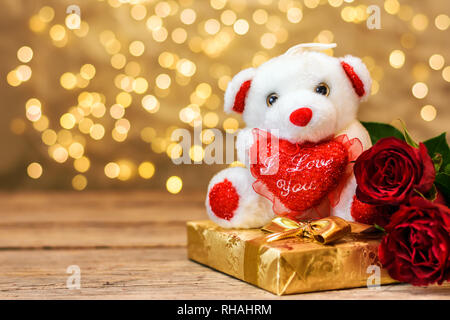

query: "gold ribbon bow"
xmin=243 ymin=216 xmax=381 ymax=286
xmin=261 ymin=216 xmax=377 ymax=245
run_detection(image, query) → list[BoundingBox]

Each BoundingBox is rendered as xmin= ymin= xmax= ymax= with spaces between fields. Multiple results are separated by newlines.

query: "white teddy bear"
xmin=206 ymin=43 xmax=373 ymax=229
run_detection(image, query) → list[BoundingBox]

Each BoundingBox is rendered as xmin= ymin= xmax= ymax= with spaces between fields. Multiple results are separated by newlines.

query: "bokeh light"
xmin=1 ymin=0 xmax=448 ymax=193
xmin=27 ymin=162 xmax=43 ymax=179
xmin=166 ymin=176 xmax=183 ymax=194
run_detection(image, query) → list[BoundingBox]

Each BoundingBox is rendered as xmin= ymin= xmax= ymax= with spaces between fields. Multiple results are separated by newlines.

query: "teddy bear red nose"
xmin=289 ymin=108 xmax=313 ymax=127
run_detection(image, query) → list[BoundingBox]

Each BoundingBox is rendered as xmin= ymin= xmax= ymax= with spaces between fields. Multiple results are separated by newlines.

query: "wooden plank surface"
xmin=0 ymin=191 xmax=448 ymax=299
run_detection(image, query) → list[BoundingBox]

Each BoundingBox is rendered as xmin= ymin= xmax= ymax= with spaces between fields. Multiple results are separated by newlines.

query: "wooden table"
xmin=0 ymin=192 xmax=448 ymax=300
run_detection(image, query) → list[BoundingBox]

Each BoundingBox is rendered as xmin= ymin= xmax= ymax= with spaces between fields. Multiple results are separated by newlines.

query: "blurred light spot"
xmin=411 ymin=82 xmax=428 ymax=99
xmin=420 ymin=105 xmax=437 ymax=122
xmin=90 ymin=124 xmax=105 ymax=140
xmin=155 ymin=1 xmax=171 ymax=18
xmin=10 ymin=118 xmax=26 ymax=135
xmin=223 ymin=118 xmax=239 ymax=133
xmin=411 ymin=14 xmax=428 ymax=31
xmin=80 ymin=64 xmax=96 ymax=80
xmin=33 ymin=115 xmax=49 ymax=132
xmin=7 ymin=70 xmax=21 ymax=86
xmin=42 ymin=129 xmax=57 ymax=145
xmin=166 ymin=176 xmax=182 ymax=194
xmin=111 ymin=53 xmax=126 ymax=69
xmin=142 ymin=95 xmax=160 ymax=113
xmin=384 ymin=0 xmax=400 ymax=15
xmin=140 ymin=127 xmax=156 ymax=142
xmin=189 ymin=145 xmax=204 ymax=162
xmin=60 ymin=72 xmax=77 ymax=90
xmin=74 ymin=156 xmax=90 ymax=173
xmin=177 ymin=59 xmax=196 ymax=77
xmin=53 ymin=146 xmax=69 ymax=163
xmin=69 ymin=142 xmax=84 ymax=159
xmin=146 ymin=15 xmax=163 ymax=30
xmin=131 ymin=4 xmax=147 ymax=20
xmin=435 ymin=14 xmax=450 ymax=30
xmin=133 ymin=77 xmax=148 ymax=94
xmin=138 ymin=162 xmax=155 ymax=179
xmin=156 ymin=73 xmax=171 ymax=89
xmin=196 ymin=83 xmax=212 ymax=99
xmin=116 ymin=92 xmax=132 ymax=107
xmin=72 ymin=174 xmax=87 ymax=191
xmin=211 ymin=0 xmax=226 ymax=10
xmin=180 ymin=8 xmax=196 ymax=25
xmin=39 ymin=6 xmax=55 ymax=23
xmin=115 ymin=118 xmax=131 ymax=134
xmin=17 ymin=46 xmax=33 ymax=63
xmin=91 ymin=102 xmax=106 ymax=118
xmin=305 ymin=0 xmax=320 ymax=9
xmin=429 ymin=54 xmax=445 ymax=70
xmin=221 ymin=10 xmax=237 ymax=25
xmin=129 ymin=40 xmax=145 ymax=56
xmin=60 ymin=113 xmax=76 ymax=129
xmin=205 ymin=19 xmax=221 ymax=35
xmin=287 ymin=8 xmax=303 ymax=23
xmin=16 ymin=65 xmax=32 ymax=81
xmin=105 ymin=162 xmax=120 ymax=178
xmin=49 ymin=24 xmax=66 ymax=41
xmin=442 ymin=66 xmax=450 ymax=82
xmin=117 ymin=160 xmax=135 ymax=181
xmin=112 ymin=128 xmax=128 ymax=142
xmin=79 ymin=118 xmax=94 ymax=134
xmin=172 ymin=28 xmax=187 ymax=44
xmin=110 ymin=104 xmax=125 ymax=119
xmin=27 ymin=162 xmax=43 ymax=179
xmin=233 ymin=19 xmax=249 ymax=35
xmin=29 ymin=15 xmax=46 ymax=33
xmin=389 ymin=50 xmax=405 ymax=69
xmin=260 ymin=33 xmax=277 ymax=49
xmin=26 ymin=105 xmax=42 ymax=122
xmin=201 ymin=129 xmax=215 ymax=144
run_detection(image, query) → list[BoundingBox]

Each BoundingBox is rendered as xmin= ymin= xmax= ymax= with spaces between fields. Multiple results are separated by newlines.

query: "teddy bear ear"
xmin=224 ymin=68 xmax=256 ymax=114
xmin=339 ymin=55 xmax=372 ymax=102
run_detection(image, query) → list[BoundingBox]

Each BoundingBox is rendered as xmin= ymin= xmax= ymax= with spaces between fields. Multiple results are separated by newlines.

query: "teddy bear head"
xmin=224 ymin=43 xmax=372 ymax=143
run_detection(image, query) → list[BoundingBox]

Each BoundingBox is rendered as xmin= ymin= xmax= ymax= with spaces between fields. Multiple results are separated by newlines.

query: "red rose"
xmin=354 ymin=137 xmax=435 ymax=205
xmin=378 ymin=196 xmax=450 ymax=286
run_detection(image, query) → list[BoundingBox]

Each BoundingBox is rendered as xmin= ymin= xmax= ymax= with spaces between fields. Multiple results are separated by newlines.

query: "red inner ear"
xmin=341 ymin=61 xmax=365 ymax=97
xmin=233 ymin=80 xmax=251 ymax=113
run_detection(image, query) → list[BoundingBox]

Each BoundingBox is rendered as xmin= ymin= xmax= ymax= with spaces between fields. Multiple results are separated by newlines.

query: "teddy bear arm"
xmin=337 ymin=119 xmax=372 ymax=151
xmin=331 ymin=120 xmax=372 ymax=221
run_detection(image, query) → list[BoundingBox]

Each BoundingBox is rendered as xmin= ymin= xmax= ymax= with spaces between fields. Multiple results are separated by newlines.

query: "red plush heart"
xmin=250 ymin=129 xmax=349 ymax=219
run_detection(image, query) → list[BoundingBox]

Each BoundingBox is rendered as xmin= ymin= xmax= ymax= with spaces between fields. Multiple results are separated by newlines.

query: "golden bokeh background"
xmin=1 ymin=0 xmax=449 ymax=192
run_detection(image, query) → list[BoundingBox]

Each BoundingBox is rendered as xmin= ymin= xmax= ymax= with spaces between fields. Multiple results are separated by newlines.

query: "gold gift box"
xmin=187 ymin=220 xmax=397 ymax=295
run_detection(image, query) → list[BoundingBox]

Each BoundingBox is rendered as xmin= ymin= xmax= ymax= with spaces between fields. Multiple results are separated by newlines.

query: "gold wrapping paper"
xmin=187 ymin=220 xmax=397 ymax=295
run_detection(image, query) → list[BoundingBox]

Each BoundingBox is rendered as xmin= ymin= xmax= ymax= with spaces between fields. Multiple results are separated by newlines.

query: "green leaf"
xmin=424 ymin=133 xmax=449 ymax=173
xmin=431 ymin=153 xmax=443 ymax=172
xmin=361 ymin=122 xmax=405 ymax=145
xmin=427 ymin=184 xmax=438 ymax=202
xmin=435 ymin=172 xmax=450 ymax=204
xmin=396 ymin=119 xmax=419 ymax=148
xmin=374 ymin=224 xmax=386 ymax=234
xmin=414 ymin=184 xmax=437 ymax=201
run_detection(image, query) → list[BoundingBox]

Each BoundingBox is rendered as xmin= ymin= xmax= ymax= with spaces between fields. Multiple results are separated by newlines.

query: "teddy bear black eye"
xmin=266 ymin=93 xmax=278 ymax=107
xmin=315 ymin=83 xmax=330 ymax=96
